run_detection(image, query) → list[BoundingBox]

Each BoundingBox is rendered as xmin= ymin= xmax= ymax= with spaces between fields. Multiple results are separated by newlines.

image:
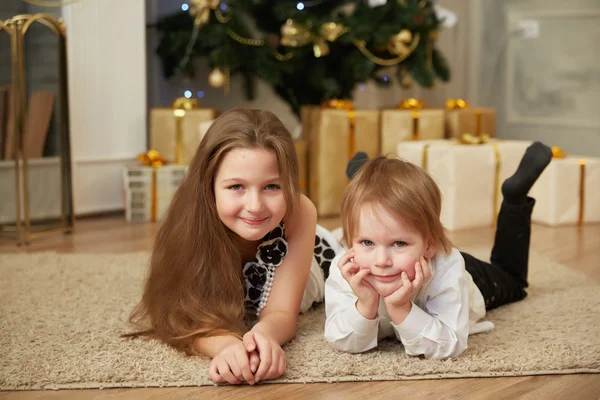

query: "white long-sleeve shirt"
xmin=324 ymin=247 xmax=494 ymax=359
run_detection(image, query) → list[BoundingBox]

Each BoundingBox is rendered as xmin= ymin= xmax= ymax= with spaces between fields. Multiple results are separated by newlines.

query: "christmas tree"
xmin=153 ymin=0 xmax=450 ymax=115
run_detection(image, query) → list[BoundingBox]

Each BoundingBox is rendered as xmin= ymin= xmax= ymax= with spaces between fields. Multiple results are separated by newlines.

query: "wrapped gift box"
xmin=380 ymin=108 xmax=445 ymax=155
xmin=445 ymin=107 xmax=496 ymax=140
xmin=150 ymin=107 xmax=218 ymax=165
xmin=123 ymin=165 xmax=187 ymax=222
xmin=302 ymin=106 xmax=380 ymax=216
xmin=397 ymin=139 xmax=532 ymax=231
xmin=294 ymin=140 xmax=308 ymax=196
xmin=530 ymin=155 xmax=600 ymax=226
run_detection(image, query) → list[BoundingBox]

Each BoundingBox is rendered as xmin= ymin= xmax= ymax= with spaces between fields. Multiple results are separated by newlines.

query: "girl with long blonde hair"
xmin=125 ymin=108 xmax=340 ymax=384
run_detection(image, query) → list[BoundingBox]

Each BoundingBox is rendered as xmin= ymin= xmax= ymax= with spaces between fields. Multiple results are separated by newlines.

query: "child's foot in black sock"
xmin=501 ymin=141 xmax=552 ymax=204
xmin=346 ymin=152 xmax=369 ymax=179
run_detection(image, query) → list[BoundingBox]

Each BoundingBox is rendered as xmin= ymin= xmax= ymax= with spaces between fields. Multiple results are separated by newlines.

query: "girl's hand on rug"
xmin=339 ymin=249 xmax=379 ymax=319
xmin=208 ymin=340 xmax=257 ymax=385
xmin=244 ymin=330 xmax=286 ymax=383
xmin=384 ymin=257 xmax=430 ymax=325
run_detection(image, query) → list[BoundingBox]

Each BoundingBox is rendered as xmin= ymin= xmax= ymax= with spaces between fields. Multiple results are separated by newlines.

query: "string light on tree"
xmin=296 ymin=2 xmax=305 ymax=10
xmin=184 ymin=90 xmax=192 ymax=98
xmin=181 ymin=3 xmax=189 ymax=11
xmin=197 ymin=90 xmax=205 ymax=98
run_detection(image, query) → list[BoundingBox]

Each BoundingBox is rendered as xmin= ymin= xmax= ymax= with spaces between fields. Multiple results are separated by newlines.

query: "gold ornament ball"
xmin=208 ymin=68 xmax=225 ymax=88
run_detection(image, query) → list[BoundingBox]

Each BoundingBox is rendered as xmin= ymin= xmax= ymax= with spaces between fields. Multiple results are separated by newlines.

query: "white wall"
xmin=477 ymin=0 xmax=600 ymax=157
xmin=62 ymin=0 xmax=147 ymax=215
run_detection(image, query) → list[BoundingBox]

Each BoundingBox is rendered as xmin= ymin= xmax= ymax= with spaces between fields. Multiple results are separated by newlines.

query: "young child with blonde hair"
xmin=324 ymin=143 xmax=553 ymax=359
xmin=124 ymin=108 xmax=340 ymax=384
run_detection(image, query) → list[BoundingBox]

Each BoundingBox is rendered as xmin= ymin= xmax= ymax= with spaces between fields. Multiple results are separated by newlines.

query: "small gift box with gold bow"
xmin=397 ymin=138 xmax=532 ymax=231
xmin=122 ymin=150 xmax=188 ymax=222
xmin=301 ymin=101 xmax=380 ymax=216
xmin=530 ymin=148 xmax=600 ymax=226
xmin=444 ymin=98 xmax=496 ymax=140
xmin=150 ymin=97 xmax=219 ymax=166
xmin=380 ymin=98 xmax=445 ymax=156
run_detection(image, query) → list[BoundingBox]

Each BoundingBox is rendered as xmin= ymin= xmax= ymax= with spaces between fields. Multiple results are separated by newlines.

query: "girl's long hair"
xmin=124 ymin=108 xmax=299 ymax=354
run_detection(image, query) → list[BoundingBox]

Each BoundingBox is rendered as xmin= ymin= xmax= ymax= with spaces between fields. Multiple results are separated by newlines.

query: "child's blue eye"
xmin=229 ymin=184 xmax=243 ymax=191
xmin=360 ymin=240 xmax=373 ymax=247
xmin=265 ymin=184 xmax=280 ymax=191
xmin=393 ymin=241 xmax=407 ymax=247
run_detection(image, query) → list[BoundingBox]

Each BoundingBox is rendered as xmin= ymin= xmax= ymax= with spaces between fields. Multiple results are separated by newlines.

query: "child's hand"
xmin=243 ymin=331 xmax=286 ymax=383
xmin=338 ymin=248 xmax=379 ymax=319
xmin=384 ymin=257 xmax=431 ymax=324
xmin=208 ymin=339 xmax=259 ymax=385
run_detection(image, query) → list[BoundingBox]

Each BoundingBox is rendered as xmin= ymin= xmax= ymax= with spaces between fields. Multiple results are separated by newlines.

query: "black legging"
xmin=461 ymin=198 xmax=534 ymax=310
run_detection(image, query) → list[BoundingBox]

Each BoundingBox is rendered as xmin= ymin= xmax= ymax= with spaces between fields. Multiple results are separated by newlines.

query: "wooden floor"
xmin=1 ymin=216 xmax=599 ymax=400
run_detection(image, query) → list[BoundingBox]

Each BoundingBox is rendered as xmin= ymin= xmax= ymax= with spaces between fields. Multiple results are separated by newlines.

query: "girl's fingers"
xmin=402 ymin=271 xmax=411 ymax=289
xmin=412 ymin=260 xmax=423 ymax=288
xmin=354 ymin=267 xmax=370 ymax=280
xmin=249 ymin=351 xmax=260 ymax=374
xmin=421 ymin=256 xmax=432 ymax=281
xmin=242 ymin=331 xmax=256 ymax=352
xmin=340 ymin=262 xmax=359 ymax=279
xmin=209 ymin=360 xmax=224 ymax=383
xmin=234 ymin=348 xmax=255 ymax=385
xmin=217 ymin=359 xmax=241 ymax=385
xmin=337 ymin=250 xmax=354 ymax=268
xmin=253 ymin=333 xmax=272 ymax=382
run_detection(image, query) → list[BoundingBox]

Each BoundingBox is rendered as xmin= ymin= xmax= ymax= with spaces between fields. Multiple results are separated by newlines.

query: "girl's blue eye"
xmin=265 ymin=184 xmax=280 ymax=191
xmin=360 ymin=240 xmax=373 ymax=247
xmin=229 ymin=184 xmax=243 ymax=191
xmin=393 ymin=241 xmax=407 ymax=247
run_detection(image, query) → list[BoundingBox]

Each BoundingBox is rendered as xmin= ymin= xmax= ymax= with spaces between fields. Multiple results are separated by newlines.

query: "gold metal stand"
xmin=0 ymin=14 xmax=74 ymax=246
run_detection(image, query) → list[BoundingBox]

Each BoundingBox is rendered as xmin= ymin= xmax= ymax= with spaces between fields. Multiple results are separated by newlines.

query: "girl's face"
xmin=351 ymin=204 xmax=436 ymax=297
xmin=214 ymin=147 xmax=286 ymax=242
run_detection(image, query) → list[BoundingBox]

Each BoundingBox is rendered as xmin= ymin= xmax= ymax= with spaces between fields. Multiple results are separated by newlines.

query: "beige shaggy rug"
xmin=0 ymin=250 xmax=599 ymax=391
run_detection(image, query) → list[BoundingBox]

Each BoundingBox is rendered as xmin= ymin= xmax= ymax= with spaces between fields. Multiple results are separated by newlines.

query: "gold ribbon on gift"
xmin=280 ymin=19 xmax=347 ymax=58
xmin=189 ymin=0 xmax=220 ymax=27
xmin=552 ymin=146 xmax=586 ymax=225
xmin=322 ymin=99 xmax=356 ymax=161
xmin=398 ymin=98 xmax=426 ymax=140
xmin=171 ymin=97 xmax=199 ymax=165
xmin=137 ymin=150 xmax=168 ymax=222
xmin=459 ymin=133 xmax=500 ymax=224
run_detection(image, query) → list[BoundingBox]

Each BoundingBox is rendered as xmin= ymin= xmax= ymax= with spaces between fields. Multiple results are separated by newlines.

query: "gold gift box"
xmin=380 ymin=108 xmax=445 ymax=155
xmin=294 ymin=140 xmax=308 ymax=196
xmin=302 ymin=106 xmax=380 ymax=216
xmin=445 ymin=107 xmax=496 ymax=140
xmin=150 ymin=107 xmax=218 ymax=165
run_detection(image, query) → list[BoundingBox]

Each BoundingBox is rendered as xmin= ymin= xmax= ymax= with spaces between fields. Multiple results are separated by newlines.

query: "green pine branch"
xmin=151 ymin=0 xmax=450 ymax=116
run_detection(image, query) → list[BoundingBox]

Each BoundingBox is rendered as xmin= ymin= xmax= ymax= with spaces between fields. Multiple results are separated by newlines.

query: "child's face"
xmin=214 ymin=147 xmax=286 ymax=242
xmin=351 ymin=204 xmax=436 ymax=297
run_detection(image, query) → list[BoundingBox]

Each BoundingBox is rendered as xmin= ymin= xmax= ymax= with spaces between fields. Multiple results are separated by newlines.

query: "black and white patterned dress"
xmin=242 ymin=222 xmax=341 ymax=322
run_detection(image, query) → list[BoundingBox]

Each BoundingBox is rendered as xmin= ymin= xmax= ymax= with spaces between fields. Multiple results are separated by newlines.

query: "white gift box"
xmin=530 ymin=156 xmax=600 ymax=226
xmin=122 ymin=165 xmax=187 ymax=222
xmin=397 ymin=139 xmax=532 ymax=231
